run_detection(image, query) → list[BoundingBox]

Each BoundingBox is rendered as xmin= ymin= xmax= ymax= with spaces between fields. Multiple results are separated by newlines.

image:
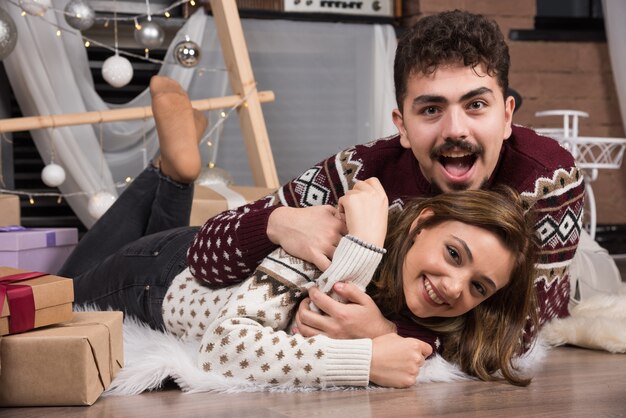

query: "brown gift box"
xmin=190 ymin=184 xmax=275 ymax=226
xmin=0 ymin=266 xmax=74 ymax=336
xmin=0 ymin=195 xmax=20 ymax=227
xmin=0 ymin=311 xmax=124 ymax=406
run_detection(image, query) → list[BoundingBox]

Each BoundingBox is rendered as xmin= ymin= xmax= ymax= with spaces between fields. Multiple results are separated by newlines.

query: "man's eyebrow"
xmin=411 ymin=87 xmax=494 ymax=108
xmin=451 ymin=235 xmax=497 ymax=291
xmin=460 ymin=87 xmax=494 ymax=102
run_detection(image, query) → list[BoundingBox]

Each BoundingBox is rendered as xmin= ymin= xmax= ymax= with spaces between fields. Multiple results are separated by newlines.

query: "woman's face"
xmin=402 ymin=213 xmax=514 ymax=318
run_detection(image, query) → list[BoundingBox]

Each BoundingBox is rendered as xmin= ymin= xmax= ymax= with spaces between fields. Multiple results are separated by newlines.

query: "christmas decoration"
xmin=64 ymin=0 xmax=96 ymax=31
xmin=87 ymin=191 xmax=116 ymax=219
xmin=134 ymin=20 xmax=164 ymax=49
xmin=196 ymin=165 xmax=233 ymax=187
xmin=41 ymin=163 xmax=66 ymax=187
xmin=18 ymin=0 xmax=51 ymax=16
xmin=102 ymin=54 xmax=133 ymax=88
xmin=174 ymin=40 xmax=201 ymax=68
xmin=0 ymin=8 xmax=17 ymax=60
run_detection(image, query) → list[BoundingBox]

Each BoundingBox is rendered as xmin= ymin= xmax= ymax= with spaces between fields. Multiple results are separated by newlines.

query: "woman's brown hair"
xmin=369 ymin=186 xmax=538 ymax=386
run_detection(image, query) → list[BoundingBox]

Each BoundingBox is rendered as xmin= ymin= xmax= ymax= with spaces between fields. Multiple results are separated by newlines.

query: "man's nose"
xmin=441 ymin=107 xmax=469 ymax=140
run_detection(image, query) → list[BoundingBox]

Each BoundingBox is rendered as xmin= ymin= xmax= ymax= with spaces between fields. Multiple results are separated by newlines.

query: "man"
xmin=186 ymin=10 xmax=584 ymax=346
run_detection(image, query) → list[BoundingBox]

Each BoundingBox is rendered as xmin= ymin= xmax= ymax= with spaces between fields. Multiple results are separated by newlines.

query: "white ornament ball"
xmin=0 ymin=8 xmax=18 ymax=60
xmin=19 ymin=0 xmax=52 ymax=16
xmin=102 ymin=55 xmax=133 ymax=88
xmin=41 ymin=163 xmax=66 ymax=187
xmin=195 ymin=165 xmax=233 ymax=186
xmin=134 ymin=21 xmax=164 ymax=49
xmin=64 ymin=0 xmax=96 ymax=31
xmin=88 ymin=191 xmax=116 ymax=219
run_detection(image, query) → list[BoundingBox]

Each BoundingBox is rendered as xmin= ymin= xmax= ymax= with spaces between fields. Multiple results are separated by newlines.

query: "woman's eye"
xmin=473 ymin=282 xmax=487 ymax=296
xmin=446 ymin=245 xmax=460 ymax=264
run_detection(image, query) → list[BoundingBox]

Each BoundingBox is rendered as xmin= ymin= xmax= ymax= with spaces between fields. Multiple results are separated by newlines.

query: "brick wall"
xmin=401 ymin=0 xmax=626 ymax=225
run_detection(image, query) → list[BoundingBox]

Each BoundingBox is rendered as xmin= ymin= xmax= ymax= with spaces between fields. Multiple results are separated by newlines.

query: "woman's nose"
xmin=440 ymin=276 xmax=463 ymax=301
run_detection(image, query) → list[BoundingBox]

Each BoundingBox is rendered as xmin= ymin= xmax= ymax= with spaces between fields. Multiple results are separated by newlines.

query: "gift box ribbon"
xmin=0 ymin=272 xmax=47 ymax=333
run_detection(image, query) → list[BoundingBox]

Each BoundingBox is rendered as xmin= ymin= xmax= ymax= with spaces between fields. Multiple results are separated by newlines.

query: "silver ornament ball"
xmin=135 ymin=21 xmax=165 ymax=49
xmin=19 ymin=0 xmax=51 ymax=16
xmin=0 ymin=8 xmax=18 ymax=60
xmin=174 ymin=40 xmax=201 ymax=68
xmin=102 ymin=55 xmax=134 ymax=88
xmin=64 ymin=0 xmax=96 ymax=31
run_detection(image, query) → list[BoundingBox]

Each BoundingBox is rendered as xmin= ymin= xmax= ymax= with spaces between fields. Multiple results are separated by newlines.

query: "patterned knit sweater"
xmin=187 ymin=125 xmax=585 ymax=336
xmin=164 ymin=237 xmax=383 ymax=387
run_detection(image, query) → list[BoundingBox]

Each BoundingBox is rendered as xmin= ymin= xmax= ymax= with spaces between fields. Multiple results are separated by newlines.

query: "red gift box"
xmin=0 ymin=266 xmax=74 ymax=336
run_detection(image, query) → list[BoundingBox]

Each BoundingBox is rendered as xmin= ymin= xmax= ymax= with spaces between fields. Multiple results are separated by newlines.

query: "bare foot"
xmin=150 ymin=75 xmax=202 ymax=183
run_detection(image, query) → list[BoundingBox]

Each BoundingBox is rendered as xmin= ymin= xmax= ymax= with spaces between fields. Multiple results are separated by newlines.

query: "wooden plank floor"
xmin=1 ymin=346 xmax=625 ymax=417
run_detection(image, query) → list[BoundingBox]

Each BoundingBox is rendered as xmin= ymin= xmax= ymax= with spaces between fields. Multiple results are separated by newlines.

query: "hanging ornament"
xmin=19 ymin=0 xmax=52 ymax=16
xmin=64 ymin=0 xmax=96 ymax=31
xmin=134 ymin=20 xmax=164 ymax=49
xmin=87 ymin=191 xmax=116 ymax=219
xmin=196 ymin=165 xmax=233 ymax=187
xmin=174 ymin=40 xmax=201 ymax=68
xmin=102 ymin=55 xmax=133 ymax=88
xmin=41 ymin=163 xmax=66 ymax=187
xmin=0 ymin=8 xmax=17 ymax=60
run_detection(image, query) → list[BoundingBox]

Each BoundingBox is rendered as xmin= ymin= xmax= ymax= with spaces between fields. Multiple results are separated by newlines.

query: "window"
xmin=509 ymin=0 xmax=605 ymax=42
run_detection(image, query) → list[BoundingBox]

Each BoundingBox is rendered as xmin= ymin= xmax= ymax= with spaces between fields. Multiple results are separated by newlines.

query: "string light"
xmin=84 ymin=40 xmax=90 ymax=47
xmin=164 ymin=11 xmax=171 ymax=18
xmin=56 ymin=29 xmax=61 ymax=37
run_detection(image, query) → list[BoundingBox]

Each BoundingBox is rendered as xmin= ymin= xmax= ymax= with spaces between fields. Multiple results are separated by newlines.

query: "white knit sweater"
xmin=162 ymin=236 xmax=384 ymax=388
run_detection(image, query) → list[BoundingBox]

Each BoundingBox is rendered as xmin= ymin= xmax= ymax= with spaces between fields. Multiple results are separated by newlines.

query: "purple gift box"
xmin=0 ymin=228 xmax=78 ymax=275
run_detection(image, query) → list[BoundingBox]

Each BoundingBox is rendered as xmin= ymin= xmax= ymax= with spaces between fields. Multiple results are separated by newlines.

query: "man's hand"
xmin=294 ymin=283 xmax=396 ymax=339
xmin=370 ymin=334 xmax=433 ymax=388
xmin=267 ymin=205 xmax=347 ymax=271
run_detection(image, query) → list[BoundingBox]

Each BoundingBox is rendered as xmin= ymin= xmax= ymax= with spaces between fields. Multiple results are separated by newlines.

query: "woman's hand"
xmin=294 ymin=283 xmax=396 ymax=339
xmin=370 ymin=334 xmax=433 ymax=388
xmin=338 ymin=178 xmax=388 ymax=247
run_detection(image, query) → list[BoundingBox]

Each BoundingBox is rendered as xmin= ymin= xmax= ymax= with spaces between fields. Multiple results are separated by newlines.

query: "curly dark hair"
xmin=394 ymin=10 xmax=510 ymax=112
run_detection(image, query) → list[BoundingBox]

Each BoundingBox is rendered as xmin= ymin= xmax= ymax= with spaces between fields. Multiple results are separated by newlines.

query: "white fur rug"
xmin=85 ymin=284 xmax=626 ymax=396
xmin=97 ymin=315 xmax=546 ymax=396
xmin=540 ymin=283 xmax=626 ymax=353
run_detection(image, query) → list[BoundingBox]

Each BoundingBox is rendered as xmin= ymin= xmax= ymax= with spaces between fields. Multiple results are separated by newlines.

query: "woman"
xmin=63 ymin=77 xmax=537 ymax=389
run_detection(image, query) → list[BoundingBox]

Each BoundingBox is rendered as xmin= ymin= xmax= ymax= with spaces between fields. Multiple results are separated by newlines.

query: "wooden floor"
xmin=1 ymin=346 xmax=625 ymax=417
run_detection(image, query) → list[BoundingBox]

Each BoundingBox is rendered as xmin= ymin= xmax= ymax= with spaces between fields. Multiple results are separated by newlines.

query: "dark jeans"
xmin=59 ymin=165 xmax=199 ymax=330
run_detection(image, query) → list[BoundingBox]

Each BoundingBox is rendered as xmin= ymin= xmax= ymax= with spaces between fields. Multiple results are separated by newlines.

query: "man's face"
xmin=393 ymin=63 xmax=515 ymax=192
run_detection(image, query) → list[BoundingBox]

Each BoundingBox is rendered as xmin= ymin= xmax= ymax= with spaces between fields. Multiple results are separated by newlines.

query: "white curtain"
xmin=603 ymin=0 xmax=626 ymax=131
xmin=1 ymin=1 xmax=397 ymax=228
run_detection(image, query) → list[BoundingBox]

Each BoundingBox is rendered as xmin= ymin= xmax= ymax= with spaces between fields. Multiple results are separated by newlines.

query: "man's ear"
xmin=503 ymin=95 xmax=515 ymax=140
xmin=392 ymin=108 xmax=410 ymax=149
xmin=410 ymin=208 xmax=435 ymax=233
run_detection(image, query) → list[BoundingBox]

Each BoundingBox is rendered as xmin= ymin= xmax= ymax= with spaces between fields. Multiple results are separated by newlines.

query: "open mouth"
xmin=439 ymin=151 xmax=477 ymax=178
xmin=424 ymin=278 xmax=446 ymax=305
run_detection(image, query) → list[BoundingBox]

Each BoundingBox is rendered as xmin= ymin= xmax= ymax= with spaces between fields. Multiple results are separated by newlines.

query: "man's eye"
xmin=421 ymin=106 xmax=439 ymax=116
xmin=469 ymin=101 xmax=485 ymax=110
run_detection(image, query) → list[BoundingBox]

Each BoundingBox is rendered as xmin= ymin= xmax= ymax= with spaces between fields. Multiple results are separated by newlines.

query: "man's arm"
xmin=522 ymin=166 xmax=585 ymax=325
xmin=187 ymin=151 xmax=352 ymax=286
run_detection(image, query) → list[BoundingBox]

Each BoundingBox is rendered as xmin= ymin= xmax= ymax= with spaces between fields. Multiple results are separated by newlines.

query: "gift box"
xmin=1 ymin=266 xmax=74 ymax=336
xmin=0 ymin=227 xmax=78 ymax=274
xmin=0 ymin=194 xmax=20 ymax=227
xmin=0 ymin=311 xmax=124 ymax=406
xmin=190 ymin=184 xmax=275 ymax=226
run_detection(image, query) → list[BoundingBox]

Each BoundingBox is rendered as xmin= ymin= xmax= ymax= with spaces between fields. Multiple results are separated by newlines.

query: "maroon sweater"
xmin=187 ymin=125 xmax=584 ymax=341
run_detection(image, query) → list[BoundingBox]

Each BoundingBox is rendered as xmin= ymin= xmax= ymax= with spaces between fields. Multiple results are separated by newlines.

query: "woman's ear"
xmin=410 ymin=208 xmax=435 ymax=232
